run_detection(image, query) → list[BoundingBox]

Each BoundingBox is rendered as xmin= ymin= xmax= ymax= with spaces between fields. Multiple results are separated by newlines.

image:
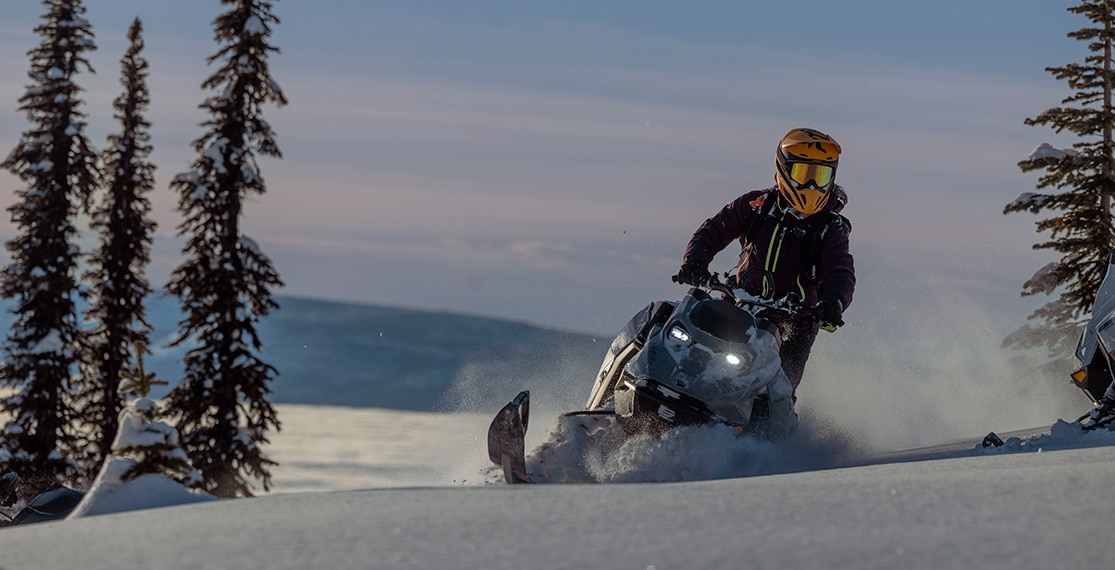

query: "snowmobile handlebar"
xmin=672 ymin=269 xmax=819 ymax=319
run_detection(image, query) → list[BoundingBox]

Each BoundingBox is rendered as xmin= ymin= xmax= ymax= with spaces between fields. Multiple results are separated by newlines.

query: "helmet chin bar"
xmin=775 ymin=174 xmax=829 ymax=216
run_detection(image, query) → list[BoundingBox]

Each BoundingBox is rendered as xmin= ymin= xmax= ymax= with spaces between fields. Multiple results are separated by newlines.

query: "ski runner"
xmin=674 ymin=128 xmax=856 ymax=395
xmin=1087 ymin=385 xmax=1115 ymax=427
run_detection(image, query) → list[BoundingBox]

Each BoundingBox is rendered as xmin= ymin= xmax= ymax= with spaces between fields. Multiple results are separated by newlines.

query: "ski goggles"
xmin=787 ymin=162 xmax=834 ymax=190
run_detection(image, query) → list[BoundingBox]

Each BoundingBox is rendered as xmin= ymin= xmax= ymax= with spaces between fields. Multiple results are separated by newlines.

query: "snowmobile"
xmin=487 ymin=270 xmax=815 ymax=484
xmin=0 ymin=471 xmax=84 ymax=527
xmin=1069 ymin=250 xmax=1115 ymax=431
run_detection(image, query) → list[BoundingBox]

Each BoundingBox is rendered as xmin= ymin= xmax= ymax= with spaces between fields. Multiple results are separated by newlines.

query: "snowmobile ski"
xmin=1076 ymin=410 xmax=1115 ymax=432
xmin=983 ymin=413 xmax=1115 ymax=450
xmin=487 ymin=390 xmax=532 ymax=484
xmin=981 ymin=432 xmax=1005 ymax=448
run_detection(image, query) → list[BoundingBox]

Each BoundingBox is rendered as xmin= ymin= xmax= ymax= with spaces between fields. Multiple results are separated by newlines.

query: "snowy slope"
xmin=1 ymin=295 xmax=1113 ymax=568
xmin=1 ymin=420 xmax=1114 ymax=570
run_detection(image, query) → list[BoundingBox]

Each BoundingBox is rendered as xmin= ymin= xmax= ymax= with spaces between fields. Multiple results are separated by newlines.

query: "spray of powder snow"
xmin=522 ymin=412 xmax=868 ymax=484
xmin=442 ymin=272 xmax=1095 ymax=484
xmin=438 ymin=316 xmax=874 ymax=484
xmin=802 ymin=274 xmax=1089 ymax=453
xmin=438 ymin=335 xmax=607 ymax=484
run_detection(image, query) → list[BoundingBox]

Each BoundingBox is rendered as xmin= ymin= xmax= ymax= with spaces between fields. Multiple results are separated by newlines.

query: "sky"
xmin=4 ymin=404 xmax=1115 ymax=569
xmin=0 ymin=1 xmax=1091 ymax=344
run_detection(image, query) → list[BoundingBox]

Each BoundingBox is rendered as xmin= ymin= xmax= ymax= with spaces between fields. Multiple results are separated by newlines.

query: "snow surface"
xmin=0 ymin=299 xmax=1113 ymax=568
xmin=0 ymin=403 xmax=1114 ymax=569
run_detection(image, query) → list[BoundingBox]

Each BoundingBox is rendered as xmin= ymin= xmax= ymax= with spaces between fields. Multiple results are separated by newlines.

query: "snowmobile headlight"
xmin=724 ymin=352 xmax=751 ymax=370
xmin=668 ymin=325 xmax=692 ymax=344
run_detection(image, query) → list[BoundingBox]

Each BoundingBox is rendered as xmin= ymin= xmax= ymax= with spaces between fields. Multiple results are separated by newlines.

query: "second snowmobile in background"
xmin=488 ymin=271 xmax=815 ymax=484
xmin=1070 ymin=250 xmax=1115 ymax=431
xmin=0 ymin=471 xmax=84 ymax=527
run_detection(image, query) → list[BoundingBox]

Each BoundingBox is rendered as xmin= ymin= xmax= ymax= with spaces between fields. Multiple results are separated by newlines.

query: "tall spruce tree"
xmin=0 ymin=0 xmax=98 ymax=498
xmin=1004 ymin=0 xmax=1115 ymax=367
xmin=77 ymin=18 xmax=157 ymax=477
xmin=164 ymin=0 xmax=286 ymax=497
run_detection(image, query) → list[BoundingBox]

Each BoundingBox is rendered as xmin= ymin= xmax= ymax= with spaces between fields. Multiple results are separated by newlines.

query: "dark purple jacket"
xmin=682 ymin=186 xmax=855 ymax=310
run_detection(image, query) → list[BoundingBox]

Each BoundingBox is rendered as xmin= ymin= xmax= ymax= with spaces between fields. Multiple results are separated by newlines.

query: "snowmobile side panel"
xmin=585 ymin=301 xmax=675 ymax=410
xmin=9 ymin=484 xmax=84 ymax=525
xmin=487 ymin=391 xmax=532 ymax=484
xmin=1075 ymin=251 xmax=1115 ymax=401
xmin=1077 ymin=336 xmax=1115 ymax=404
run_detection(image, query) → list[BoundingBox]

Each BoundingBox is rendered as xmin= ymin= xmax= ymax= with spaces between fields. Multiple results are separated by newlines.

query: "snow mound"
xmin=68 ymin=457 xmax=216 ymax=518
xmin=974 ymin=418 xmax=1115 ymax=455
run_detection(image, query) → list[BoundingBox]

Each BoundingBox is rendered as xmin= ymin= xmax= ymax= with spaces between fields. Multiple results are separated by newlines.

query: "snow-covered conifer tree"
xmin=164 ymin=0 xmax=286 ymax=497
xmin=67 ymin=340 xmax=202 ymax=518
xmin=0 ymin=0 xmax=99 ymax=499
xmin=1005 ymin=1 xmax=1115 ymax=368
xmin=104 ymin=342 xmax=195 ymax=485
xmin=77 ymin=18 xmax=158 ymax=477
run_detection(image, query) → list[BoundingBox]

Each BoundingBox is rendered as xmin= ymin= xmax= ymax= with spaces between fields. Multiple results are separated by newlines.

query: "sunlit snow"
xmin=0 ymin=294 xmax=1112 ymax=568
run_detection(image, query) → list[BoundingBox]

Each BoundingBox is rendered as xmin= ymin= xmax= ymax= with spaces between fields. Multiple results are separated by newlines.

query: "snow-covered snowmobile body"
xmin=488 ymin=273 xmax=808 ymax=483
xmin=0 ymin=472 xmax=84 ymax=527
xmin=1066 ymin=250 xmax=1115 ymax=431
xmin=584 ymin=283 xmax=797 ymax=436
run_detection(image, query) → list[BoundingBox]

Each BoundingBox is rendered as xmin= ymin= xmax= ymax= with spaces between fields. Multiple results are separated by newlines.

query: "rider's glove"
xmin=818 ymin=299 xmax=844 ymax=329
xmin=674 ymin=260 xmax=710 ymax=286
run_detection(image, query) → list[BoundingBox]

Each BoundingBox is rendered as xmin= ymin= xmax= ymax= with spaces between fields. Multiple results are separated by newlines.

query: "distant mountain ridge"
xmin=0 ymin=294 xmax=606 ymax=411
xmin=148 ymin=295 xmax=608 ymax=411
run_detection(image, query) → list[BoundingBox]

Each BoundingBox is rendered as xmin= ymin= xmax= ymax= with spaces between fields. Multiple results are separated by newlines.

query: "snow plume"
xmin=439 ymin=332 xmax=602 ymax=416
xmin=512 ymin=413 xmax=865 ymax=485
xmin=802 ymin=278 xmax=1085 ymax=453
xmin=438 ymin=331 xmax=604 ymax=482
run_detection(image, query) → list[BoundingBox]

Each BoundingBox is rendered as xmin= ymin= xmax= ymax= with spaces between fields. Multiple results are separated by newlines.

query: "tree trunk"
xmin=1105 ymin=0 xmax=1113 ymax=222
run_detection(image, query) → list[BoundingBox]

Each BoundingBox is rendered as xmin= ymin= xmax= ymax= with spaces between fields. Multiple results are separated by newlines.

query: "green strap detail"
xmin=762 ymin=223 xmax=785 ymax=298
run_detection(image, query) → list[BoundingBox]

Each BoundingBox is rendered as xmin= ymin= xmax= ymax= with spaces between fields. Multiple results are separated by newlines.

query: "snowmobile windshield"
xmin=687 ymin=299 xmax=753 ymax=344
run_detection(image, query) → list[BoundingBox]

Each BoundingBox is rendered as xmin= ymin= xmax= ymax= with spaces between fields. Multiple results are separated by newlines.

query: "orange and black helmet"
xmin=774 ymin=128 xmax=841 ymax=216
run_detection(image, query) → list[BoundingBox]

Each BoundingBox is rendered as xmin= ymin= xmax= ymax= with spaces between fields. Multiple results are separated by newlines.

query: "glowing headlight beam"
xmin=668 ymin=325 xmax=691 ymax=343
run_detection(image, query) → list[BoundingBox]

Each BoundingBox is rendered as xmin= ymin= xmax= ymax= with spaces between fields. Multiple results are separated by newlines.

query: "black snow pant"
xmin=759 ymin=310 xmax=820 ymax=393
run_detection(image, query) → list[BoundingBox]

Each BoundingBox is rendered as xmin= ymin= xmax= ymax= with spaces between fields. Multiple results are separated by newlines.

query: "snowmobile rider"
xmin=674 ymin=127 xmax=856 ymax=393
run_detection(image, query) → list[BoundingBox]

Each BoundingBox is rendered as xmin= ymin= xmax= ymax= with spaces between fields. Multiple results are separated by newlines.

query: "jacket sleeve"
xmin=682 ymin=193 xmax=755 ymax=265
xmin=816 ymin=217 xmax=855 ymax=310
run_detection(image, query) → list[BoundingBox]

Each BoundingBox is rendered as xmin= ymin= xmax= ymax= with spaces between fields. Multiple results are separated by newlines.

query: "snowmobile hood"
xmin=651 ymin=293 xmax=784 ymax=425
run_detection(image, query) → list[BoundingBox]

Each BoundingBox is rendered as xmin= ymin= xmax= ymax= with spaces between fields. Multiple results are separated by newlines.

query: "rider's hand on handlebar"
xmin=674 ymin=261 xmax=711 ymax=286
xmin=818 ymin=299 xmax=844 ymax=329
